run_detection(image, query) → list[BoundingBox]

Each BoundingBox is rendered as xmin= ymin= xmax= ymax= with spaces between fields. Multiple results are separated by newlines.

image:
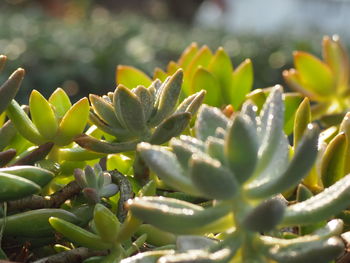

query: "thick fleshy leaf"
xmin=282 ymin=174 xmax=350 ymax=225
xmin=283 ymin=69 xmax=316 ymax=99
xmin=127 ymin=196 xmax=230 ymax=234
xmin=121 ymin=250 xmax=175 ymax=263
xmin=266 ymin=236 xmax=344 ymax=263
xmin=0 ymin=149 xmax=16 ymax=167
xmin=149 ymin=70 xmax=183 ymax=126
xmin=242 ymin=198 xmax=285 ymax=232
xmin=29 ymin=90 xmax=58 ymax=140
xmin=93 ymin=203 xmax=120 ymax=243
xmin=158 ymin=249 xmax=231 ymax=263
xmin=245 ymin=89 xmax=267 ymax=112
xmin=205 ymin=136 xmax=225 ymax=164
xmin=75 ymin=134 xmax=138 ymax=153
xmin=183 ymin=46 xmax=213 ymax=96
xmin=48 ymin=88 xmax=72 ymax=119
xmin=190 ymin=154 xmax=238 ymax=200
xmin=175 ymin=90 xmax=206 ymax=115
xmin=195 ymin=105 xmax=228 ymax=141
xmin=256 ymin=86 xmax=284 ymax=174
xmin=246 ymin=124 xmax=319 ymax=199
xmin=113 ymin=85 xmax=147 ymax=135
xmin=170 ymin=138 xmax=205 ymax=170
xmin=208 ymin=47 xmax=233 ymax=104
xmin=149 ymin=112 xmax=191 ymax=145
xmin=293 ymin=98 xmax=311 ymax=148
xmin=321 ymin=133 xmax=347 ymax=187
xmin=191 ymin=67 xmax=221 ymax=106
xmin=89 ymin=94 xmax=123 ymax=129
xmin=0 ymin=68 xmax=25 ymax=115
xmin=177 ymin=42 xmax=199 ymax=70
xmin=0 ymin=120 xmax=17 ymax=151
xmin=284 ymin=93 xmax=304 ymax=135
xmin=153 ymin=67 xmax=168 ymax=82
xmin=323 ymin=35 xmax=349 ymax=93
xmin=116 ymin=65 xmax=152 ymax=88
xmin=167 ymin=61 xmax=180 ymax=75
xmin=231 ymin=59 xmax=253 ymax=110
xmin=6 ymin=100 xmax=45 ymax=145
xmin=225 ymin=114 xmax=258 ymax=184
xmin=55 ymin=98 xmax=89 ymax=146
xmin=340 ymin=112 xmax=350 ymax=174
xmin=294 ymin=51 xmax=334 ymax=97
xmin=133 ymin=85 xmax=155 ymax=120
xmin=137 ymin=143 xmax=200 ymax=195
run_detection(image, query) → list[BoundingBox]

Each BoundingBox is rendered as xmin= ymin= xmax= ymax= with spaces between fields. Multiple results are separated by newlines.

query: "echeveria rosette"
xmin=74 ymin=69 xmax=205 ymax=154
xmin=74 ymin=164 xmax=119 ymax=204
xmin=284 ymin=35 xmax=350 ymax=125
xmin=127 ymin=86 xmax=350 ymax=262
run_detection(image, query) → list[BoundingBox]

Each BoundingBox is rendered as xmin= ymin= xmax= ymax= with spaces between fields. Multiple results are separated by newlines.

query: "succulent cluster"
xmin=2 ymin=36 xmax=350 ymax=263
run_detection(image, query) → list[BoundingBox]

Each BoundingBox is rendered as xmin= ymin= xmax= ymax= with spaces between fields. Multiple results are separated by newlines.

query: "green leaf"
xmin=183 ymin=46 xmax=213 ymax=96
xmin=75 ymin=134 xmax=138 ymax=154
xmin=246 ymin=124 xmax=319 ymax=199
xmin=127 ymin=196 xmax=230 ymax=234
xmin=89 ymin=94 xmax=123 ymax=129
xmin=231 ymin=59 xmax=253 ymax=110
xmin=55 ymin=98 xmax=90 ymax=146
xmin=29 ymin=90 xmax=58 ymax=140
xmin=149 ymin=70 xmax=183 ymax=126
xmin=294 ymin=51 xmax=335 ymax=97
xmin=242 ymin=198 xmax=285 ymax=232
xmin=283 ymin=69 xmax=315 ymax=99
xmin=282 ymin=174 xmax=350 ymax=225
xmin=195 ymin=105 xmax=228 ymax=141
xmin=191 ymin=67 xmax=221 ymax=106
xmin=323 ymin=35 xmax=349 ymax=92
xmin=48 ymin=88 xmax=72 ymax=119
xmin=116 ymin=65 xmax=152 ymax=88
xmin=225 ymin=114 xmax=258 ymax=184
xmin=208 ymin=47 xmax=233 ymax=104
xmin=93 ymin=204 xmax=120 ymax=243
xmin=149 ymin=112 xmax=191 ymax=145
xmin=6 ymin=100 xmax=46 ymax=145
xmin=293 ymin=98 xmax=311 ymax=148
xmin=114 ymin=85 xmax=147 ymax=135
xmin=175 ymin=90 xmax=206 ymax=115
xmin=267 ymin=236 xmax=344 ymax=263
xmin=321 ymin=133 xmax=347 ymax=187
xmin=133 ymin=85 xmax=155 ymax=120
xmin=190 ymin=154 xmax=238 ymax=200
xmin=137 ymin=143 xmax=200 ymax=195
xmin=205 ymin=136 xmax=225 ymax=164
xmin=153 ymin=67 xmax=168 ymax=82
xmin=284 ymin=93 xmax=304 ymax=135
xmin=255 ymin=86 xmax=284 ymax=174
xmin=177 ymin=42 xmax=199 ymax=70
xmin=0 ymin=68 xmax=25 ymax=115
xmin=49 ymin=217 xmax=111 ymax=250
xmin=170 ymin=138 xmax=205 ymax=170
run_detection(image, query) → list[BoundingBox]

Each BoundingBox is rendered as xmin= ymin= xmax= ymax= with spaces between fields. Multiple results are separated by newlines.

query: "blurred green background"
xmin=0 ymin=0 xmax=323 ymax=103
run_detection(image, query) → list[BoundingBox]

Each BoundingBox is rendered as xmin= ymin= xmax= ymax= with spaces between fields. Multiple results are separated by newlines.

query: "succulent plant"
xmin=75 ymin=69 xmax=205 ymax=154
xmin=116 ymin=44 xmax=253 ymax=109
xmin=284 ymin=35 xmax=350 ymax=125
xmin=126 ymin=86 xmax=350 ymax=262
xmin=74 ymin=164 xmax=119 ymax=204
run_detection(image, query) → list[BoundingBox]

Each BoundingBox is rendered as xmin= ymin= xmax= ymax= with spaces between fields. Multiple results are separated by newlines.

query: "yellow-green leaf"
xmin=294 ymin=51 xmax=335 ymax=97
xmin=231 ymin=59 xmax=253 ymax=110
xmin=30 ymin=90 xmax=58 ymax=140
xmin=293 ymin=98 xmax=311 ymax=147
xmin=153 ymin=67 xmax=168 ymax=82
xmin=284 ymin=93 xmax=304 ymax=135
xmin=208 ymin=47 xmax=233 ymax=104
xmin=6 ymin=100 xmax=46 ymax=145
xmin=177 ymin=42 xmax=199 ymax=70
xmin=191 ymin=67 xmax=221 ymax=106
xmin=48 ymin=88 xmax=72 ymax=119
xmin=55 ymin=98 xmax=89 ymax=146
xmin=323 ymin=36 xmax=349 ymax=93
xmin=183 ymin=46 xmax=213 ymax=96
xmin=166 ymin=61 xmax=180 ymax=75
xmin=321 ymin=133 xmax=347 ymax=187
xmin=116 ymin=65 xmax=152 ymax=88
